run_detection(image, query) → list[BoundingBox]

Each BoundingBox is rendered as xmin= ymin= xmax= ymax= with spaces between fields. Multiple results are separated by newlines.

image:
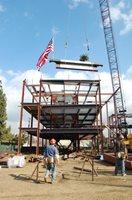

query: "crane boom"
xmin=98 ymin=0 xmax=127 ymax=137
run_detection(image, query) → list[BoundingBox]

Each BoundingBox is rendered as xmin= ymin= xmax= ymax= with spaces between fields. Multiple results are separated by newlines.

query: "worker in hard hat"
xmin=114 ymin=134 xmax=128 ymax=176
xmin=44 ymin=138 xmax=59 ymax=184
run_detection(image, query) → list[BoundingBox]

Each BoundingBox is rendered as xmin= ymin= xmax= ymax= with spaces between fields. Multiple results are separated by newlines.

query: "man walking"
xmin=44 ymin=138 xmax=59 ymax=184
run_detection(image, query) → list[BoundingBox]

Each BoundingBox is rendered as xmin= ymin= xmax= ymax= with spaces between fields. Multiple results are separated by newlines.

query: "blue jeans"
xmin=115 ymin=158 xmax=125 ymax=175
xmin=45 ymin=163 xmax=57 ymax=182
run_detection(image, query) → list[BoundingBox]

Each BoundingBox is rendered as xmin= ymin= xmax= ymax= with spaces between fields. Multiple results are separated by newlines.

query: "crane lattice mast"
xmin=98 ymin=0 xmax=127 ymax=137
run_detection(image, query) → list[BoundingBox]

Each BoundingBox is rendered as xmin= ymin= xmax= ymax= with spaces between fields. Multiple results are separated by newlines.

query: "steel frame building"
xmin=18 ymin=79 xmax=109 ymax=155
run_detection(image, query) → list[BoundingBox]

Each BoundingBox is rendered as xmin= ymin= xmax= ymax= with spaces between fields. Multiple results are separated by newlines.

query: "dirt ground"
xmin=0 ymin=157 xmax=132 ymax=200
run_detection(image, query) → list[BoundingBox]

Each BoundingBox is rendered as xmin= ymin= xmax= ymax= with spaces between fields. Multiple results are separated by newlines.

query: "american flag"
xmin=36 ymin=38 xmax=54 ymax=70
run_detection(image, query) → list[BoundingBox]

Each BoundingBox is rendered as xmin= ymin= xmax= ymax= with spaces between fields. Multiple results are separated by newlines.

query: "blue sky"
xmin=0 ymin=0 xmax=132 ymax=133
xmin=0 ymin=0 xmax=131 ymax=74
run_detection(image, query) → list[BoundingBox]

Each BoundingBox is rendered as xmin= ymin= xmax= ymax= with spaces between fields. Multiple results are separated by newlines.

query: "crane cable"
xmin=64 ymin=10 xmax=71 ymax=59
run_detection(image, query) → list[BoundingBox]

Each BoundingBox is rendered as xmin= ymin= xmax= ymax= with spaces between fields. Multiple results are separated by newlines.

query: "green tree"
xmin=0 ymin=86 xmax=7 ymax=140
xmin=12 ymin=132 xmax=28 ymax=146
xmin=79 ymin=54 xmax=89 ymax=61
xmin=1 ymin=126 xmax=14 ymax=142
xmin=0 ymin=84 xmax=13 ymax=142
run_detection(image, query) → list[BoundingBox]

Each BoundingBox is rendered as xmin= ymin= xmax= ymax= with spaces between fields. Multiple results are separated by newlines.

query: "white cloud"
xmin=0 ymin=69 xmax=49 ymax=134
xmin=120 ymin=12 xmax=132 ymax=35
xmin=0 ymin=74 xmax=7 ymax=85
xmin=68 ymin=0 xmax=89 ymax=10
xmin=0 ymin=4 xmax=5 ymax=12
xmin=6 ymin=70 xmax=20 ymax=77
xmin=1 ymin=66 xmax=132 ymax=134
xmin=125 ymin=65 xmax=132 ymax=75
xmin=98 ymin=72 xmax=112 ymax=92
xmin=111 ymin=0 xmax=132 ymax=35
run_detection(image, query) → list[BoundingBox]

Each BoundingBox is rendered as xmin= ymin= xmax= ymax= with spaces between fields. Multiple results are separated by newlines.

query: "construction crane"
xmin=98 ymin=0 xmax=128 ymax=138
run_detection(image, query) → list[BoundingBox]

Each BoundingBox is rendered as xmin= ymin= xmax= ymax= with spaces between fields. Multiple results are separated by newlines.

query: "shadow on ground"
xmin=9 ymin=173 xmax=45 ymax=184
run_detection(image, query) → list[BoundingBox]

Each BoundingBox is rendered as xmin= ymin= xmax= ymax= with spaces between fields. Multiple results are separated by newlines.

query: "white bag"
xmin=100 ymin=155 xmax=104 ymax=160
xmin=18 ymin=156 xmax=25 ymax=168
xmin=7 ymin=157 xmax=14 ymax=168
xmin=13 ymin=156 xmax=19 ymax=167
xmin=7 ymin=156 xmax=25 ymax=168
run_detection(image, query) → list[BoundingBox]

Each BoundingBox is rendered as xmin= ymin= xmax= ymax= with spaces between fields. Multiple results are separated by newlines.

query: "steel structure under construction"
xmin=18 ymin=78 xmax=115 ymax=155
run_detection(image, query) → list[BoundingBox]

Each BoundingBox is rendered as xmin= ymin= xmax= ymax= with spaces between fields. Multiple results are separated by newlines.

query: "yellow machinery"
xmin=123 ymin=134 xmax=132 ymax=152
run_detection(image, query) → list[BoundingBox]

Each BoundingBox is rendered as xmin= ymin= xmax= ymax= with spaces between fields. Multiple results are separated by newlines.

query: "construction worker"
xmin=44 ymin=138 xmax=59 ymax=184
xmin=114 ymin=134 xmax=128 ymax=176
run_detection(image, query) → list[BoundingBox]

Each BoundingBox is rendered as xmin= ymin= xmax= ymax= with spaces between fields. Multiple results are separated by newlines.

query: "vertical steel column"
xmin=18 ymin=80 xmax=26 ymax=153
xmin=36 ymin=80 xmax=42 ymax=155
xmin=29 ymin=116 xmax=33 ymax=147
xmin=30 ymin=97 xmax=34 ymax=147
xmin=95 ymin=95 xmax=99 ymax=154
xmin=98 ymin=82 xmax=103 ymax=154
xmin=77 ymin=139 xmax=80 ymax=151
xmin=105 ymin=102 xmax=110 ymax=147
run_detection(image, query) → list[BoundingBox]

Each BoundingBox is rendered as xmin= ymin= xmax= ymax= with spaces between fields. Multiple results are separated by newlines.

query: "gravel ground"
xmin=0 ymin=158 xmax=132 ymax=200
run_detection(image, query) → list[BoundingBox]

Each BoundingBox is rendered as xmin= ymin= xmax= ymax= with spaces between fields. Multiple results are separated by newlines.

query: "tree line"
xmin=0 ymin=83 xmax=27 ymax=145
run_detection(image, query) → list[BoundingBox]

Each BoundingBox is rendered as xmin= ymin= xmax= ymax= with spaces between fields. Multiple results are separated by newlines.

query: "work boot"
xmin=44 ymin=177 xmax=48 ymax=183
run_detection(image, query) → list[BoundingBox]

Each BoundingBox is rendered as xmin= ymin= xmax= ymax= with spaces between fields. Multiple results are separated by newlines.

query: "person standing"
xmin=114 ymin=134 xmax=128 ymax=176
xmin=44 ymin=138 xmax=59 ymax=184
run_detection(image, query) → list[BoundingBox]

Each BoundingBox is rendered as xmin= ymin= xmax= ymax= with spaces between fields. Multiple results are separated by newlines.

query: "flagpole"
xmin=40 ymin=71 xmax=43 ymax=80
xmin=36 ymin=37 xmax=54 ymax=71
xmin=52 ymin=35 xmax=55 ymax=60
